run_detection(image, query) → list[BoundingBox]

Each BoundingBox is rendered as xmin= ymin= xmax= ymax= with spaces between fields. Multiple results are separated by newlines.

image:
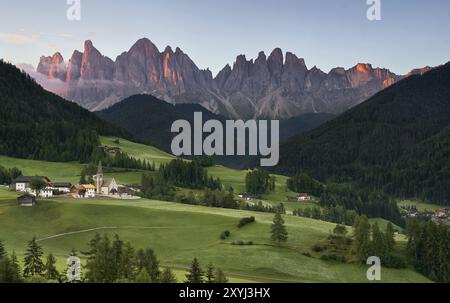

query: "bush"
xmin=382 ymin=254 xmax=407 ymax=269
xmin=220 ymin=230 xmax=231 ymax=240
xmin=320 ymin=254 xmax=347 ymax=263
xmin=312 ymin=243 xmax=325 ymax=252
xmin=237 ymin=216 xmax=256 ymax=228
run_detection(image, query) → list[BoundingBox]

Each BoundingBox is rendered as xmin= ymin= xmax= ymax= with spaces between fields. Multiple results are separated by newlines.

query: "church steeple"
xmin=95 ymin=161 xmax=103 ymax=194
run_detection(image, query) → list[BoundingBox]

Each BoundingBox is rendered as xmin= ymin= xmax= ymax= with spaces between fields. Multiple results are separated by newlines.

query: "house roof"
xmin=17 ymin=194 xmax=36 ymax=202
xmin=82 ymin=184 xmax=96 ymax=190
xmin=13 ymin=176 xmax=51 ymax=183
xmin=102 ymin=178 xmax=116 ymax=187
xmin=51 ymin=182 xmax=72 ymax=187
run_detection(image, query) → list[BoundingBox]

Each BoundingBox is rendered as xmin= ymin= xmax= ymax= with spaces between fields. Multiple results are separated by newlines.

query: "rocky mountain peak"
xmin=33 ymin=37 xmax=431 ymax=119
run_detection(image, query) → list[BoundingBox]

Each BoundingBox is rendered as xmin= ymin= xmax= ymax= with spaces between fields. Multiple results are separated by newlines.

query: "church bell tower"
xmin=95 ymin=161 xmax=103 ymax=194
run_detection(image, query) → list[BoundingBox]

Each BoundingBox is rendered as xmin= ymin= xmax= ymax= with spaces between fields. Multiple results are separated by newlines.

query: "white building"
xmin=12 ymin=176 xmax=53 ymax=197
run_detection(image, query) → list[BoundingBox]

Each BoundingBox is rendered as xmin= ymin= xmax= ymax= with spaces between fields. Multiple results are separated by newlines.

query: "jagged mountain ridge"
xmin=35 ymin=38 xmax=428 ymax=119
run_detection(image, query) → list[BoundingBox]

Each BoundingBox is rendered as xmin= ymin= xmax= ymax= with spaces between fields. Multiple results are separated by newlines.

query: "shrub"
xmin=312 ymin=243 xmax=325 ymax=252
xmin=220 ymin=230 xmax=231 ymax=240
xmin=237 ymin=216 xmax=256 ymax=228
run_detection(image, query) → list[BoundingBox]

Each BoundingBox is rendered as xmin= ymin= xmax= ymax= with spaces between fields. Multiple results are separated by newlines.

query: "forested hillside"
xmin=276 ymin=62 xmax=450 ymax=204
xmin=0 ymin=60 xmax=126 ymax=162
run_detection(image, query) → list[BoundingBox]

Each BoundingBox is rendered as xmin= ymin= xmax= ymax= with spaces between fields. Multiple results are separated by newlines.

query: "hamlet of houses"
xmin=12 ymin=162 xmax=137 ymax=206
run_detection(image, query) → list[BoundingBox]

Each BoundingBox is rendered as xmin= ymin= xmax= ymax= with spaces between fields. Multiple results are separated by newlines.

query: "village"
xmin=12 ymin=162 xmax=139 ymax=206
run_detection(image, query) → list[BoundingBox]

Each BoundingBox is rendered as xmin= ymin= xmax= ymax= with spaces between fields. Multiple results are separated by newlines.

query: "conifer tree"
xmin=44 ymin=253 xmax=60 ymax=281
xmin=385 ymin=222 xmax=396 ymax=252
xmin=160 ymin=268 xmax=177 ymax=283
xmin=135 ymin=269 xmax=152 ymax=283
xmin=206 ymin=263 xmax=215 ymax=283
xmin=214 ymin=269 xmax=228 ymax=283
xmin=0 ymin=240 xmax=5 ymax=259
xmin=23 ymin=237 xmax=45 ymax=278
xmin=185 ymin=258 xmax=204 ymax=283
xmin=270 ymin=212 xmax=288 ymax=244
xmin=353 ymin=216 xmax=371 ymax=263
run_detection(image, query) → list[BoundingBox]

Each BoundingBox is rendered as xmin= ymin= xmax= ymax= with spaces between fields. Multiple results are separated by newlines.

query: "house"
xmin=11 ymin=176 xmax=51 ymax=192
xmin=435 ymin=209 xmax=449 ymax=219
xmin=17 ymin=194 xmax=36 ymax=207
xmin=50 ymin=182 xmax=72 ymax=193
xmin=297 ymin=193 xmax=311 ymax=201
xmin=287 ymin=193 xmax=312 ymax=202
xmin=11 ymin=176 xmax=54 ymax=198
xmin=93 ymin=162 xmax=119 ymax=195
xmin=38 ymin=187 xmax=54 ymax=198
xmin=71 ymin=184 xmax=96 ymax=198
xmin=83 ymin=184 xmax=96 ymax=198
xmin=72 ymin=184 xmax=86 ymax=198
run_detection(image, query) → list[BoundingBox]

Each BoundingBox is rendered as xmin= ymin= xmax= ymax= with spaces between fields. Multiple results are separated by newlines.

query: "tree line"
xmin=0 ymin=234 xmax=228 ymax=283
xmin=245 ymin=169 xmax=276 ymax=195
xmin=405 ymin=219 xmax=450 ymax=282
xmin=0 ymin=166 xmax=22 ymax=185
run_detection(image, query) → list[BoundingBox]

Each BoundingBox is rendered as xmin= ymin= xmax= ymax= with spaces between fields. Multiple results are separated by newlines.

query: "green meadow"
xmin=0 ymin=137 xmax=431 ymax=283
xmin=0 ymin=188 xmax=429 ymax=283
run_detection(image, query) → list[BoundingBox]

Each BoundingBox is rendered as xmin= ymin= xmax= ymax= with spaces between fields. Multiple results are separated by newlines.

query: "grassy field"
xmin=398 ymin=199 xmax=450 ymax=212
xmin=0 ymin=138 xmax=433 ymax=283
xmin=0 ymin=188 xmax=429 ymax=283
xmin=100 ymin=137 xmax=301 ymax=210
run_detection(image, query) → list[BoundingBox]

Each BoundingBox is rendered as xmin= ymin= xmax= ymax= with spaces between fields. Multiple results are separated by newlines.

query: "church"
xmin=94 ymin=161 xmax=119 ymax=195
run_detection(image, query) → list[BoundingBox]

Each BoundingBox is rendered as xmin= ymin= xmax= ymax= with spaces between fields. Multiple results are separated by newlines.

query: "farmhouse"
xmin=12 ymin=176 xmax=51 ymax=192
xmin=72 ymin=184 xmax=96 ymax=198
xmin=11 ymin=176 xmax=54 ymax=198
xmin=298 ymin=193 xmax=311 ymax=201
xmin=50 ymin=182 xmax=72 ymax=193
xmin=287 ymin=193 xmax=312 ymax=202
xmin=17 ymin=194 xmax=36 ymax=207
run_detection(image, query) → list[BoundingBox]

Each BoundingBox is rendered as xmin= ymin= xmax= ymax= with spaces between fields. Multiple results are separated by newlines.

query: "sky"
xmin=0 ymin=0 xmax=449 ymax=75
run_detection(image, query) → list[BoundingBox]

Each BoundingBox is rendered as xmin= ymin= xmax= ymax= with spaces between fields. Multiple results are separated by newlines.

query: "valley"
xmin=0 ymin=137 xmax=432 ymax=283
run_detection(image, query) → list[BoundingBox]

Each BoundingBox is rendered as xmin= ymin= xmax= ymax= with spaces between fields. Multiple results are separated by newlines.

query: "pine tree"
xmin=371 ymin=223 xmax=386 ymax=258
xmin=44 ymin=253 xmax=60 ymax=281
xmin=79 ymin=172 xmax=87 ymax=184
xmin=135 ymin=269 xmax=152 ymax=283
xmin=270 ymin=212 xmax=288 ymax=244
xmin=23 ymin=237 xmax=45 ymax=278
xmin=9 ymin=251 xmax=22 ymax=283
xmin=385 ymin=222 xmax=396 ymax=252
xmin=136 ymin=248 xmax=160 ymax=283
xmin=353 ymin=216 xmax=371 ymax=263
xmin=0 ymin=240 xmax=5 ymax=259
xmin=160 ymin=268 xmax=177 ymax=283
xmin=206 ymin=263 xmax=215 ymax=283
xmin=185 ymin=258 xmax=204 ymax=283
xmin=214 ymin=269 xmax=228 ymax=283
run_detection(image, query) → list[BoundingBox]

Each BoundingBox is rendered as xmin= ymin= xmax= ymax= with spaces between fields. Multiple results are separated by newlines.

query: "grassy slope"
xmin=0 ymin=137 xmax=430 ymax=282
xmin=0 ymin=188 xmax=428 ymax=283
xmin=398 ymin=199 xmax=450 ymax=212
xmin=100 ymin=137 xmax=301 ymax=210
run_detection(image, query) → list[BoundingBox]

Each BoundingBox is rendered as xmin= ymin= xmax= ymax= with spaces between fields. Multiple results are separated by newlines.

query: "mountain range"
xmin=34 ymin=38 xmax=431 ymax=119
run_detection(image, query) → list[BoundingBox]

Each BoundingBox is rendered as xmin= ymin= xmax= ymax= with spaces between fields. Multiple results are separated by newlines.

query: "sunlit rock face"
xmin=35 ymin=38 xmax=423 ymax=119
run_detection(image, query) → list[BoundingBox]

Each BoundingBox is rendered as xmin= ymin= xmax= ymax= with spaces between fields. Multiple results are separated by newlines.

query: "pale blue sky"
xmin=0 ymin=0 xmax=449 ymax=75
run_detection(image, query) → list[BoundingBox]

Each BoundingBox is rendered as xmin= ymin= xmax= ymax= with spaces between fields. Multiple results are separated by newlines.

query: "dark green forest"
xmin=276 ymin=62 xmax=450 ymax=205
xmin=0 ymin=60 xmax=127 ymax=163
